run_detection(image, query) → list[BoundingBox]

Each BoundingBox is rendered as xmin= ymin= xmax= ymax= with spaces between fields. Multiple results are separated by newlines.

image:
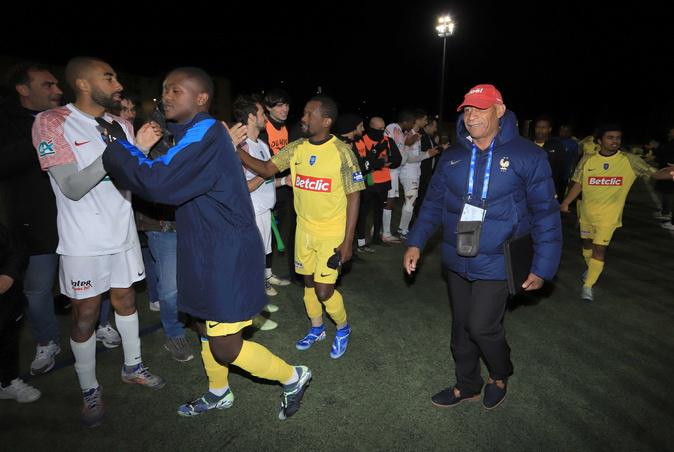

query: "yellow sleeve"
xmin=571 ymin=154 xmax=590 ymax=183
xmin=625 ymin=152 xmax=656 ymax=179
xmin=271 ymin=138 xmax=304 ymax=173
xmin=335 ymin=140 xmax=365 ymax=194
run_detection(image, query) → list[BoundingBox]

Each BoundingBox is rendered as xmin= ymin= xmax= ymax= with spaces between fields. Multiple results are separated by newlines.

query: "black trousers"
xmin=273 ymin=186 xmax=297 ymax=278
xmin=356 ymin=186 xmax=377 ymax=242
xmin=369 ymin=182 xmax=390 ymax=243
xmin=0 ymin=287 xmax=24 ymax=386
xmin=447 ymin=271 xmax=513 ymax=395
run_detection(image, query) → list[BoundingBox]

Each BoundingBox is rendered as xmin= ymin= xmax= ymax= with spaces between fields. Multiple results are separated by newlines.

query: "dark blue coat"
xmin=103 ymin=112 xmax=267 ymax=322
xmin=406 ymin=111 xmax=562 ymax=281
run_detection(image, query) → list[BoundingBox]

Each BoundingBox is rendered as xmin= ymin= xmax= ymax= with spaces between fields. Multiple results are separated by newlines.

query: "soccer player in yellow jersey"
xmin=560 ymin=124 xmax=674 ymax=302
xmin=240 ymin=95 xmax=365 ymax=359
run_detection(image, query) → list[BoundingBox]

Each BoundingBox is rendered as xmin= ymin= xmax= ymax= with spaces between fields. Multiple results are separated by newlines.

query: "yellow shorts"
xmin=294 ymin=226 xmax=343 ymax=284
xmin=205 ymin=319 xmax=252 ymax=337
xmin=579 ymin=222 xmax=616 ymax=246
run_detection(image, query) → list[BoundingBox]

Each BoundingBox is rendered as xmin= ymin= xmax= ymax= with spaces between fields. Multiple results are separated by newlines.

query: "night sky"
xmin=3 ymin=1 xmax=671 ymax=142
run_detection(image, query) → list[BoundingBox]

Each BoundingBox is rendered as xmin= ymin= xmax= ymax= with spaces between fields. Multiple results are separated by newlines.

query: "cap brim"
xmin=456 ymin=98 xmax=499 ymax=112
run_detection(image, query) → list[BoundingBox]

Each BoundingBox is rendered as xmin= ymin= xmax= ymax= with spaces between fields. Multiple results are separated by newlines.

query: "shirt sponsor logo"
xmin=38 ymin=140 xmax=55 ymax=158
xmin=294 ymin=174 xmax=332 ymax=192
xmin=588 ymin=176 xmax=623 ymax=186
xmin=71 ymin=279 xmax=93 ymax=292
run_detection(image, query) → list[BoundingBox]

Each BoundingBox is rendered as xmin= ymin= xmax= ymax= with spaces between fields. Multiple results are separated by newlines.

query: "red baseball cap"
xmin=456 ymin=84 xmax=504 ymax=112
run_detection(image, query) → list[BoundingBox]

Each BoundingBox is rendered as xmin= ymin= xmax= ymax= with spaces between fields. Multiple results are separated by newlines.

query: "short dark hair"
xmin=597 ymin=123 xmax=622 ymax=139
xmin=5 ymin=61 xmax=50 ymax=90
xmin=413 ymin=108 xmax=428 ymax=120
xmin=232 ymin=94 xmax=261 ymax=124
xmin=311 ymin=95 xmax=338 ymax=124
xmin=263 ymin=88 xmax=291 ymax=108
xmin=534 ymin=115 xmax=553 ymax=127
xmin=65 ymin=56 xmax=107 ymax=90
xmin=398 ymin=109 xmax=415 ymax=124
xmin=169 ymin=67 xmax=214 ymax=99
xmin=120 ymin=92 xmax=140 ymax=106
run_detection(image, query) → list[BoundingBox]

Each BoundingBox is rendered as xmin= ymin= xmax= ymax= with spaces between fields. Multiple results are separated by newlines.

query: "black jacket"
xmin=0 ymin=101 xmax=58 ymax=256
xmin=539 ymin=137 xmax=567 ymax=200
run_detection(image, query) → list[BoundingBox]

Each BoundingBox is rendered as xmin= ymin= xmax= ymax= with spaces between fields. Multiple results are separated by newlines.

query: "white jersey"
xmin=244 ymin=138 xmax=276 ymax=215
xmin=32 ymin=103 xmax=139 ymax=257
xmin=400 ymin=129 xmax=422 ymax=177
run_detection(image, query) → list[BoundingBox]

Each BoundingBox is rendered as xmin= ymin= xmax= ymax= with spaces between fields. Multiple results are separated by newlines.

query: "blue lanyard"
xmin=467 ymin=141 xmax=495 ymax=203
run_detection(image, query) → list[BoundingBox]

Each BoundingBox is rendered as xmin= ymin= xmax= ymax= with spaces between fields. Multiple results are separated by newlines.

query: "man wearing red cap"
xmin=404 ymin=84 xmax=562 ymax=410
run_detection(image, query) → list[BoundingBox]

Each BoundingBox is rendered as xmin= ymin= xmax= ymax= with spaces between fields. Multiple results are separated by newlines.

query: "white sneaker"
xmin=653 ymin=211 xmax=671 ymax=220
xmin=149 ymin=300 xmax=161 ymax=312
xmin=661 ymin=222 xmax=674 ymax=231
xmin=0 ymin=379 xmax=41 ymax=403
xmin=30 ymin=341 xmax=61 ymax=375
xmin=96 ymin=324 xmax=121 ymax=349
xmin=267 ymin=274 xmax=291 ymax=286
xmin=253 ymin=316 xmax=278 ymax=331
xmin=265 ymin=280 xmax=278 ymax=296
xmin=381 ymin=234 xmax=402 ymax=244
xmin=264 ymin=303 xmax=279 ymax=313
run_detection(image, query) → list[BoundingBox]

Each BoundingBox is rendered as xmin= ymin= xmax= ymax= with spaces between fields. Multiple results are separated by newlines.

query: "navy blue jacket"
xmin=406 ymin=111 xmax=562 ymax=281
xmin=102 ymin=112 xmax=267 ymax=322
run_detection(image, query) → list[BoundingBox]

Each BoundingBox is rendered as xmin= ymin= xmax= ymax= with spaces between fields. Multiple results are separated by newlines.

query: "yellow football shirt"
xmin=272 ymin=136 xmax=365 ymax=236
xmin=571 ymin=150 xmax=655 ymax=227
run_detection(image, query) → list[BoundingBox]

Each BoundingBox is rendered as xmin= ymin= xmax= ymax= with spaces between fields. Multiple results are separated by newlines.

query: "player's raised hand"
xmin=135 ymin=122 xmax=163 ymax=152
xmin=223 ymin=121 xmax=247 ymax=148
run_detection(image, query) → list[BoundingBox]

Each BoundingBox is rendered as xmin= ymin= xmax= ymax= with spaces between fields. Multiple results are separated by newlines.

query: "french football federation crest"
xmin=499 ymin=157 xmax=510 ymax=172
xmin=603 ymin=163 xmax=609 ymax=170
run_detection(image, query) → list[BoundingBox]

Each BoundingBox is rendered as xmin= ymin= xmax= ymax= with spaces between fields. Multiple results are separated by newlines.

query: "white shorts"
xmin=59 ymin=244 xmax=145 ymax=300
xmin=255 ymin=210 xmax=272 ymax=255
xmin=400 ymin=170 xmax=420 ymax=198
xmin=387 ymin=168 xmax=400 ymax=198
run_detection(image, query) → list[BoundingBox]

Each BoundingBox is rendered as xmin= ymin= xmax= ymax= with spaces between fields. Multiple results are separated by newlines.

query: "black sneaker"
xmin=482 ymin=380 xmax=507 ymax=410
xmin=431 ymin=387 xmax=480 ymax=408
xmin=278 ymin=366 xmax=312 ymax=420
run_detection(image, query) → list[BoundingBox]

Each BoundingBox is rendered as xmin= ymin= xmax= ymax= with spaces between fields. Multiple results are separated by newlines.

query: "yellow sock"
xmin=201 ymin=338 xmax=229 ymax=390
xmin=584 ymin=258 xmax=605 ymax=288
xmin=304 ymin=287 xmax=323 ymax=319
xmin=582 ymin=248 xmax=592 ymax=267
xmin=323 ymin=290 xmax=347 ymax=326
xmin=231 ymin=340 xmax=294 ymax=384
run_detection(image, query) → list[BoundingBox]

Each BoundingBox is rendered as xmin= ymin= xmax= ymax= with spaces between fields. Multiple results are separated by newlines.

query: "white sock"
xmin=357 ymin=238 xmax=366 ymax=247
xmin=383 ymin=209 xmax=392 ymax=236
xmin=71 ymin=333 xmax=98 ymax=391
xmin=265 ymin=268 xmax=272 ymax=279
xmin=115 ymin=312 xmax=142 ymax=367
xmin=283 ymin=368 xmax=299 ymax=386
xmin=399 ymin=207 xmax=414 ymax=234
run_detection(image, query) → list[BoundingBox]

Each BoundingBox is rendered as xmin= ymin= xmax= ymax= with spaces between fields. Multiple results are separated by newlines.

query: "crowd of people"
xmin=1 ymin=57 xmax=672 ymax=426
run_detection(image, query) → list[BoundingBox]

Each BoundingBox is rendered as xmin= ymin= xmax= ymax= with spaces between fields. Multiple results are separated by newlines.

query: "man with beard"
xmin=239 ymin=96 xmax=364 ymax=360
xmin=1 ymin=62 xmax=64 ymax=377
xmin=32 ymin=57 xmax=164 ymax=427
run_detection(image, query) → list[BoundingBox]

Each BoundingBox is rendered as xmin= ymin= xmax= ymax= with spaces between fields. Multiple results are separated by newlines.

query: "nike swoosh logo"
xmin=588 ymin=168 xmax=595 ymax=172
xmin=208 ymin=322 xmax=220 ymax=329
xmin=75 ymin=141 xmax=90 ymax=146
xmin=450 ymin=160 xmax=461 ymax=165
xmin=294 ymin=162 xmax=302 ymax=165
xmin=137 ymin=271 xmax=144 ymax=276
xmin=320 ymin=273 xmax=332 ymax=277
